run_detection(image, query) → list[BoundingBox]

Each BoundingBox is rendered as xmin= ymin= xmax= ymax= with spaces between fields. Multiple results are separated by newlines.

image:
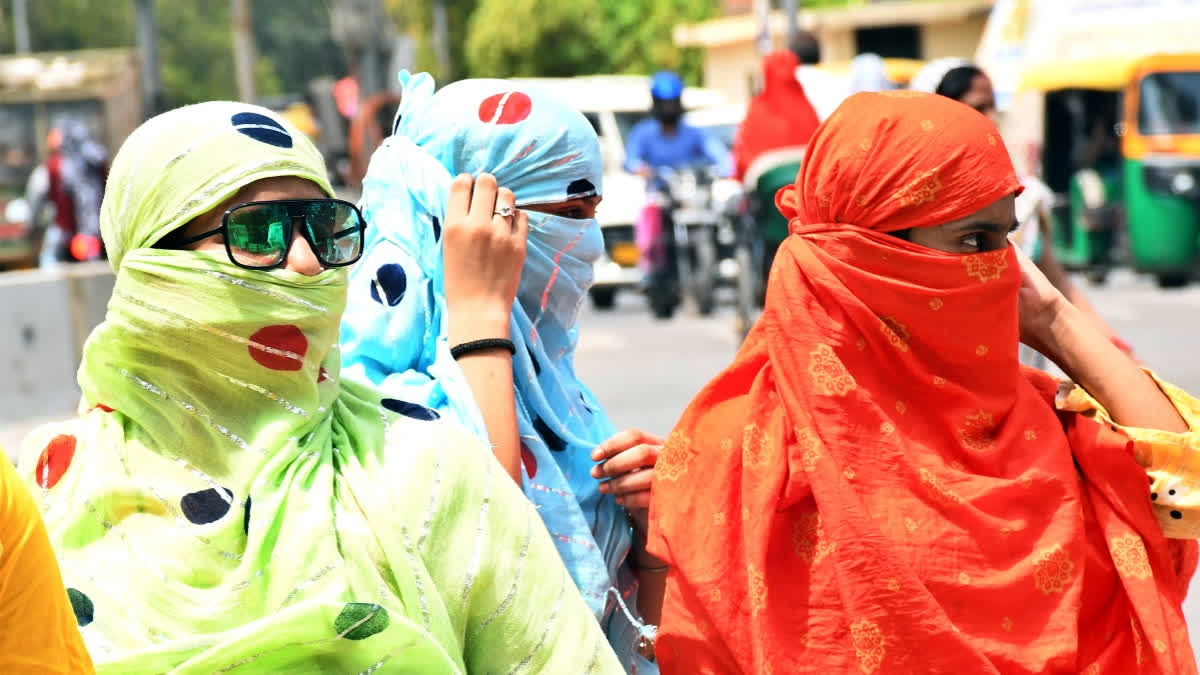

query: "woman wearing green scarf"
xmin=18 ymin=102 xmax=621 ymax=674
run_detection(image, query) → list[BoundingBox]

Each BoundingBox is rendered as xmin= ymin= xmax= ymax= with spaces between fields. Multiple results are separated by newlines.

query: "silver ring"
xmin=494 ymin=205 xmax=515 ymax=218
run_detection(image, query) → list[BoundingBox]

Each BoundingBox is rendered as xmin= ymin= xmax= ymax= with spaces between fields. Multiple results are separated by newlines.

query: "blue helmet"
xmin=650 ymin=71 xmax=684 ymax=100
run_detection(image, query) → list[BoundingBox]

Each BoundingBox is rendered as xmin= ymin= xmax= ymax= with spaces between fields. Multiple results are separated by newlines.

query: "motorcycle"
xmin=639 ymin=165 xmax=722 ymax=319
xmin=718 ymin=186 xmax=764 ymax=343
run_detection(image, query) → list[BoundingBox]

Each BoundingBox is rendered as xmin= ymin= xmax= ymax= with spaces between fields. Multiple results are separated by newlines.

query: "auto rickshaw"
xmin=1020 ymin=52 xmax=1200 ymax=287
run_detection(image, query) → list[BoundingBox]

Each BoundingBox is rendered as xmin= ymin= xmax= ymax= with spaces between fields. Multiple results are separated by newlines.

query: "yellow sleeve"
xmin=1058 ymin=373 xmax=1200 ymax=539
xmin=0 ymin=455 xmax=95 ymax=673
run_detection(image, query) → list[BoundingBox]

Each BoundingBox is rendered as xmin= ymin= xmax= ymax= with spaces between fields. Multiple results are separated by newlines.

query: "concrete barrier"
xmin=1 ymin=263 xmax=114 ymax=439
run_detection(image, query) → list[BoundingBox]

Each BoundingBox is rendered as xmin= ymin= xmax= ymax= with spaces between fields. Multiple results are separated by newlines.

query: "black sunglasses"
xmin=166 ymin=198 xmax=366 ymax=270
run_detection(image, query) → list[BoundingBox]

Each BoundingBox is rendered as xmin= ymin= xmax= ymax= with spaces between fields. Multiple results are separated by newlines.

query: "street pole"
xmin=783 ymin=0 xmax=798 ymax=50
xmin=432 ymin=0 xmax=450 ymax=79
xmin=134 ymin=0 xmax=164 ymax=117
xmin=359 ymin=0 xmax=384 ymax=98
xmin=754 ymin=0 xmax=771 ymax=55
xmin=231 ymin=0 xmax=256 ymax=103
xmin=12 ymin=0 xmax=30 ymax=54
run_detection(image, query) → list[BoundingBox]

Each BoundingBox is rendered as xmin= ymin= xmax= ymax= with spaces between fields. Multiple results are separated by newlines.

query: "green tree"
xmin=597 ymin=0 xmax=716 ymax=81
xmin=464 ymin=0 xmax=608 ymax=78
xmin=385 ymin=0 xmax=479 ymax=82
xmin=0 ymin=0 xmax=310 ymax=108
xmin=463 ymin=0 xmax=717 ymax=82
xmin=252 ymin=0 xmax=346 ymax=99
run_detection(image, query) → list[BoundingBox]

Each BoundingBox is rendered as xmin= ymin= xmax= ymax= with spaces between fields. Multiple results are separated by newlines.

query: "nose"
xmin=283 ymin=223 xmax=324 ymax=276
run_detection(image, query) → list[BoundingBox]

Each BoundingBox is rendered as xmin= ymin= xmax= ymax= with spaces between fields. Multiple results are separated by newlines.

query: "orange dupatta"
xmin=647 ymin=92 xmax=1196 ymax=674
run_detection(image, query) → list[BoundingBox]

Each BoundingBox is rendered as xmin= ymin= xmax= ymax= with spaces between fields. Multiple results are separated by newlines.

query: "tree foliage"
xmin=384 ymin=0 xmax=479 ymax=82
xmin=464 ymin=0 xmax=717 ymax=82
xmin=464 ymin=0 xmax=608 ymax=78
xmin=0 ymin=0 xmax=340 ymax=107
xmin=2 ymin=0 xmax=725 ymax=105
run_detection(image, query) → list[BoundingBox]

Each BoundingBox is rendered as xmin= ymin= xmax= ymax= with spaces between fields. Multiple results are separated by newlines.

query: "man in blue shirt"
xmin=623 ymin=71 xmax=733 ymax=179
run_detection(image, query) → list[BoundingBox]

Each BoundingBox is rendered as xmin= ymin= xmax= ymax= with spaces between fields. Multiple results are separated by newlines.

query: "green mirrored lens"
xmin=227 ymin=204 xmax=289 ymax=267
xmin=304 ymin=201 xmax=363 ymax=265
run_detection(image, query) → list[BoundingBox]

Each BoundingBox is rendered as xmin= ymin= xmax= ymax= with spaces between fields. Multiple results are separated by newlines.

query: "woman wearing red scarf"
xmin=647 ymin=92 xmax=1199 ymax=674
xmin=732 ymin=49 xmax=821 ymax=182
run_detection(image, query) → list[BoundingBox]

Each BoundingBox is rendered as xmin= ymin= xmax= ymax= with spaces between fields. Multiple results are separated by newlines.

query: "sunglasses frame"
xmin=171 ymin=198 xmax=367 ymax=271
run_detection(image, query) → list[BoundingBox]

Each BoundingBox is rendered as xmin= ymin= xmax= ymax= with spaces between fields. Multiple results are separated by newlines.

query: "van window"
xmin=583 ymin=112 xmax=603 ymax=136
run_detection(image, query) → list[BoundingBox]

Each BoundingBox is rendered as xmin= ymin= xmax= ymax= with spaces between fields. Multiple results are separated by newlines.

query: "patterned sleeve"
xmin=1058 ymin=372 xmax=1200 ymax=538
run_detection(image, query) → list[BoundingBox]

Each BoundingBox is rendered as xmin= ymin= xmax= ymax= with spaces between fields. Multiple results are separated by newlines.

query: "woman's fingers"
xmin=591 ymin=443 xmax=659 ymax=479
xmin=468 ymin=173 xmax=499 ymax=224
xmin=447 ymin=173 xmax=474 ymax=225
xmin=618 ymin=492 xmax=651 ymax=510
xmin=591 ymin=428 xmax=665 ymax=462
xmin=599 ymin=468 xmax=653 ymax=496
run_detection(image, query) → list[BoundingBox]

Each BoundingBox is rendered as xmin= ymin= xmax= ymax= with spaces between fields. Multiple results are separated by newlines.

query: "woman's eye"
xmin=961 ymin=234 xmax=981 ymax=250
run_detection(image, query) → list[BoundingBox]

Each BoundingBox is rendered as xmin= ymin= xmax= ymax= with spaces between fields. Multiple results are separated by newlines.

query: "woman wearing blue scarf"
xmin=341 ymin=72 xmax=663 ymax=671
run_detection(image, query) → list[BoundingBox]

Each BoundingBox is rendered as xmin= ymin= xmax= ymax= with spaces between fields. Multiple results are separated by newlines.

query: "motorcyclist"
xmin=624 ymin=72 xmax=732 ymax=181
xmin=624 ymin=72 xmax=732 ymax=309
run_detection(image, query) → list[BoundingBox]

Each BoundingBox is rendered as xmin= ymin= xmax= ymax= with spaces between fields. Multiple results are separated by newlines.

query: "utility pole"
xmin=231 ymin=0 xmax=256 ymax=103
xmin=12 ymin=0 xmax=31 ymax=54
xmin=783 ymin=0 xmax=798 ymax=50
xmin=432 ymin=0 xmax=450 ymax=79
xmin=754 ymin=0 xmax=771 ymax=55
xmin=331 ymin=0 xmax=389 ymax=97
xmin=134 ymin=0 xmax=164 ymax=117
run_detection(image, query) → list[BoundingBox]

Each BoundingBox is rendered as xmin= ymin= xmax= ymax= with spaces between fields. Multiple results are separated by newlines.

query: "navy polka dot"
xmin=533 ymin=416 xmax=567 ymax=452
xmin=1169 ymin=489 xmax=1177 ymax=496
xmin=231 ymin=112 xmax=293 ymax=148
xmin=243 ymin=496 xmax=252 ymax=535
xmin=431 ymin=216 xmax=441 ymax=242
xmin=369 ymin=264 xmax=407 ymax=306
xmin=382 ymin=398 xmax=440 ymax=421
xmin=181 ymin=487 xmax=234 ymax=525
xmin=335 ymin=602 xmax=390 ymax=640
xmin=67 ymin=588 xmax=93 ymax=627
xmin=1171 ymin=510 xmax=1183 ymax=520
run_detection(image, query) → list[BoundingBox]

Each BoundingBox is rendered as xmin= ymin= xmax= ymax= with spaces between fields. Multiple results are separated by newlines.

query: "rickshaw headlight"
xmin=1171 ymin=171 xmax=1196 ymax=196
xmin=1144 ymin=164 xmax=1200 ymax=198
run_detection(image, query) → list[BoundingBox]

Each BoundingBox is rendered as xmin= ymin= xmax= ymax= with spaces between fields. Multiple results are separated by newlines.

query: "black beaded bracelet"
xmin=450 ymin=338 xmax=516 ymax=360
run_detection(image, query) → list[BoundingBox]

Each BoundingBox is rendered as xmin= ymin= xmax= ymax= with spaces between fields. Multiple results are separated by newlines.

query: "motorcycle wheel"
xmin=733 ymin=242 xmax=756 ymax=341
xmin=692 ymin=230 xmax=718 ymax=316
xmin=589 ymin=287 xmax=617 ymax=310
xmin=1156 ymin=272 xmax=1191 ymax=289
xmin=648 ymin=288 xmax=677 ymax=319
